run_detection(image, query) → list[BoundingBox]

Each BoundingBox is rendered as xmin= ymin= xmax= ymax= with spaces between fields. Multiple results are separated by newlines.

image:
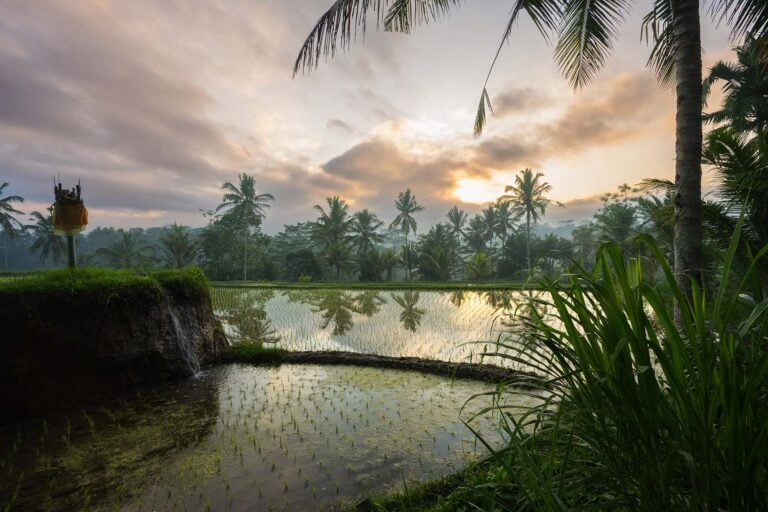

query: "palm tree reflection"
xmin=391 ymin=291 xmax=425 ymax=332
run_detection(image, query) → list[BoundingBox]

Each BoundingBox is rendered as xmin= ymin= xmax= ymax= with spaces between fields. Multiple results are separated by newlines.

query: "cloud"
xmin=492 ymin=87 xmax=549 ymax=117
xmin=326 ymin=118 xmax=355 ymax=134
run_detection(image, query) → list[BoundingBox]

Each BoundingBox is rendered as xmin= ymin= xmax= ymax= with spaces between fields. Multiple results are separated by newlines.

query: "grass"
xmin=0 ymin=266 xmax=208 ymax=301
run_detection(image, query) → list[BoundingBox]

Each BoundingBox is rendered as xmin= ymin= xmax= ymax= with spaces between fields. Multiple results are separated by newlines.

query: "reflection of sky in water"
xmin=214 ymin=289 xmax=539 ymax=369
xmin=1 ymin=364 xmax=537 ymax=511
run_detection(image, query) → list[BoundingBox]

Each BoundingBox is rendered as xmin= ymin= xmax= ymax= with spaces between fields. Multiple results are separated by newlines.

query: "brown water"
xmin=0 ymin=364 xmax=533 ymax=511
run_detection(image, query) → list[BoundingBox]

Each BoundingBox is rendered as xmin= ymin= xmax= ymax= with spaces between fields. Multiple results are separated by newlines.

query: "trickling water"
xmin=166 ymin=293 xmax=201 ymax=376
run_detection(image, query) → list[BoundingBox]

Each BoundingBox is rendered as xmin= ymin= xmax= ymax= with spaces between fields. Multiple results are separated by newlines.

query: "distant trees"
xmin=95 ymin=230 xmax=155 ymax=269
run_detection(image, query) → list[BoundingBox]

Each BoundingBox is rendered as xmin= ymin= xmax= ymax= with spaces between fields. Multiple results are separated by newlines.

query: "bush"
xmin=466 ymin=232 xmax=768 ymax=510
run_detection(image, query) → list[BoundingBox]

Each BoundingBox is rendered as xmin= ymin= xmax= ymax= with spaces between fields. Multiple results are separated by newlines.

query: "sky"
xmin=0 ymin=0 xmax=736 ymax=234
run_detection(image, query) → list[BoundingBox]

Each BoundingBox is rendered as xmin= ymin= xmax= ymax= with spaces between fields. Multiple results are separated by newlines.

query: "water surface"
xmin=212 ymin=288 xmax=533 ymax=367
xmin=1 ymin=364 xmax=532 ymax=511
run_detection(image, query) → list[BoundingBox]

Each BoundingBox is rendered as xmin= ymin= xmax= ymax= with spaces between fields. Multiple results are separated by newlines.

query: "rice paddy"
xmin=211 ymin=287 xmax=535 ymax=369
xmin=0 ymin=364 xmax=534 ymax=511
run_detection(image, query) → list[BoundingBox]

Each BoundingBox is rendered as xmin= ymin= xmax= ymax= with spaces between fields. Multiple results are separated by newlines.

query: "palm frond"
xmin=710 ymin=0 xmax=768 ymax=40
xmin=641 ymin=0 xmax=676 ymax=87
xmin=555 ymin=0 xmax=630 ymax=88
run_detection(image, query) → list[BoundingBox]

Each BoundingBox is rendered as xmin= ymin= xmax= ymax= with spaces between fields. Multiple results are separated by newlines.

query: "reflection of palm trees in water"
xmin=449 ymin=290 xmax=465 ymax=307
xmin=391 ymin=291 xmax=425 ymax=332
xmin=288 ymin=290 xmax=385 ymax=336
xmin=356 ymin=291 xmax=385 ymax=317
xmin=222 ymin=290 xmax=280 ymax=345
xmin=482 ymin=290 xmax=515 ymax=310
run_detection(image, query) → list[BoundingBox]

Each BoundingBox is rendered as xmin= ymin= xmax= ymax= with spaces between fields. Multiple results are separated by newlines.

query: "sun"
xmin=453 ymin=178 xmax=500 ymax=204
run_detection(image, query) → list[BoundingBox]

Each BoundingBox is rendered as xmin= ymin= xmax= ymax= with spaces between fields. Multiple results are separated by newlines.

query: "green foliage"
xmin=464 ymin=233 xmax=768 ymax=509
xmin=465 ymin=252 xmax=492 ymax=281
xmin=284 ymin=249 xmax=322 ymax=282
xmin=159 ymin=222 xmax=199 ymax=268
xmin=0 ymin=182 xmax=24 ymax=240
xmin=26 ymin=210 xmax=65 ymax=265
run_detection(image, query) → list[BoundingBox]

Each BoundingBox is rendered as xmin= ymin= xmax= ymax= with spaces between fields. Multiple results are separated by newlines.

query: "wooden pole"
xmin=67 ymin=235 xmax=76 ymax=269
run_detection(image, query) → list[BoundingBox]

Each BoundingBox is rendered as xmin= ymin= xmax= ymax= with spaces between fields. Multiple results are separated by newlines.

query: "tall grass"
xmin=468 ymin=231 xmax=768 ymax=510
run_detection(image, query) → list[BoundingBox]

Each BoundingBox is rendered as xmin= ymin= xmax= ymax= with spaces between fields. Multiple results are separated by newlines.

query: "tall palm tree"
xmin=494 ymin=201 xmax=515 ymax=248
xmin=160 ymin=222 xmax=199 ymax=268
xmin=0 ymin=182 xmax=24 ymax=269
xmin=312 ymin=196 xmax=353 ymax=279
xmin=216 ymin=173 xmax=274 ymax=281
xmin=294 ymin=0 xmax=768 ymax=298
xmin=27 ymin=210 xmax=65 ymax=265
xmin=350 ymin=209 xmax=384 ymax=256
xmin=389 ymin=188 xmax=424 ymax=280
xmin=499 ymin=169 xmax=555 ymax=272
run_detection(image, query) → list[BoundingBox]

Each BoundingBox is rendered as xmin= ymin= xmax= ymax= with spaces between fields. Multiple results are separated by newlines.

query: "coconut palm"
xmin=1 ymin=183 xmax=24 ymax=269
xmin=216 ymin=173 xmax=274 ymax=281
xmin=703 ymin=38 xmax=768 ymax=136
xmin=0 ymin=182 xmax=24 ymax=239
xmin=500 ymin=169 xmax=556 ymax=272
xmin=494 ymin=201 xmax=516 ymax=248
xmin=294 ymin=0 xmax=768 ymax=298
xmin=389 ymin=189 xmax=424 ymax=280
xmin=95 ymin=229 xmax=155 ymax=269
xmin=312 ymin=196 xmax=353 ymax=279
xmin=466 ymin=251 xmax=493 ymax=281
xmin=350 ymin=209 xmax=384 ymax=256
xmin=160 ymin=222 xmax=199 ymax=268
xmin=27 ymin=210 xmax=65 ymax=265
xmin=447 ymin=206 xmax=468 ymax=275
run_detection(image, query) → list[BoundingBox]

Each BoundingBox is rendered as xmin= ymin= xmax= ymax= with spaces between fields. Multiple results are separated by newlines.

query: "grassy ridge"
xmin=0 ymin=267 xmax=209 ymax=307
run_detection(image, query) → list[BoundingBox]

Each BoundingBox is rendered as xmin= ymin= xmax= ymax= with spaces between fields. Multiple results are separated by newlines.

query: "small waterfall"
xmin=165 ymin=293 xmax=201 ymax=377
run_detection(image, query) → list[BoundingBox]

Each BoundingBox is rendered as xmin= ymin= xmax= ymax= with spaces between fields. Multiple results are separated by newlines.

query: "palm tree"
xmin=295 ymin=0 xmax=768 ymax=298
xmin=389 ymin=189 xmax=424 ymax=280
xmin=447 ymin=206 xmax=467 ymax=277
xmin=312 ymin=196 xmax=353 ymax=279
xmin=0 ymin=183 xmax=24 ymax=269
xmin=703 ymin=38 xmax=768 ymax=137
xmin=466 ymin=252 xmax=493 ymax=281
xmin=500 ymin=169 xmax=556 ymax=272
xmin=216 ymin=173 xmax=274 ymax=281
xmin=27 ymin=210 xmax=65 ymax=265
xmin=494 ymin=201 xmax=515 ymax=248
xmin=160 ymin=222 xmax=199 ymax=268
xmin=95 ymin=229 xmax=155 ymax=268
xmin=350 ymin=209 xmax=384 ymax=256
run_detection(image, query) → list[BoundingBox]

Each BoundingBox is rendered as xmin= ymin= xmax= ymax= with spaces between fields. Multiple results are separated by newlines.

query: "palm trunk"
xmin=671 ymin=0 xmax=703 ymax=307
xmin=243 ymin=227 xmax=248 ymax=281
xmin=404 ymin=231 xmax=409 ymax=281
xmin=526 ymin=212 xmax=532 ymax=273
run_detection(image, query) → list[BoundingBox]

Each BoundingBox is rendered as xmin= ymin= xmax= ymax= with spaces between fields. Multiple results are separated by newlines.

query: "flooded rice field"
xmin=1 ymin=364 xmax=534 ymax=512
xmin=212 ymin=288 xmax=534 ymax=368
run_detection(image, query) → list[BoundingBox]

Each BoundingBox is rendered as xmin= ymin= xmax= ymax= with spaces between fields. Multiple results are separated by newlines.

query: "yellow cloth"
xmin=53 ymin=202 xmax=88 ymax=236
